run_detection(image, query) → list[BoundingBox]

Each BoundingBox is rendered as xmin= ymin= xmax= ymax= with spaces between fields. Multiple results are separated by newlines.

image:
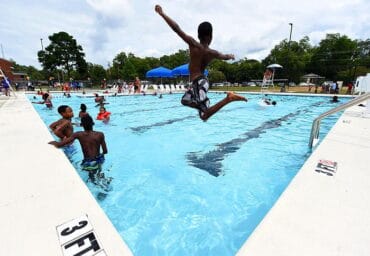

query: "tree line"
xmin=11 ymin=31 xmax=370 ymax=85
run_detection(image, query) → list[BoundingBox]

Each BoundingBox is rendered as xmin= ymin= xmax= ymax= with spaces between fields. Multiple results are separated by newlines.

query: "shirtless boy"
xmin=155 ymin=5 xmax=247 ymax=121
xmin=49 ymin=115 xmax=108 ymax=176
xmin=49 ymin=105 xmax=74 ymax=140
xmin=32 ymin=92 xmax=53 ymax=109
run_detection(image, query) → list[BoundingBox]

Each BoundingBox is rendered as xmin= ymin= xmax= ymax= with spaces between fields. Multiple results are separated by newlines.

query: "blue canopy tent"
xmin=171 ymin=63 xmax=208 ymax=77
xmin=146 ymin=66 xmax=173 ymax=84
xmin=146 ymin=66 xmax=173 ymax=78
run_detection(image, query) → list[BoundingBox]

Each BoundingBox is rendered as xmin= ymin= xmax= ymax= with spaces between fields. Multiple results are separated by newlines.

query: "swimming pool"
xmin=29 ymin=92 xmax=348 ymax=255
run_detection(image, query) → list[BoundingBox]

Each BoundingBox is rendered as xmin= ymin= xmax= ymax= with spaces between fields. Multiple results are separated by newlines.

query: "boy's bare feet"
xmin=226 ymin=92 xmax=248 ymax=102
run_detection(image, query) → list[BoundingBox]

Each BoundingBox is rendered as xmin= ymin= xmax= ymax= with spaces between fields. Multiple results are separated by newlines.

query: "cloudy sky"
xmin=0 ymin=0 xmax=369 ymax=68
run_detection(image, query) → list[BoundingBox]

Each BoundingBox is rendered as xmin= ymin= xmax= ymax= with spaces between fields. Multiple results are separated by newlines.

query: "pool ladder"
xmin=309 ymin=92 xmax=370 ymax=148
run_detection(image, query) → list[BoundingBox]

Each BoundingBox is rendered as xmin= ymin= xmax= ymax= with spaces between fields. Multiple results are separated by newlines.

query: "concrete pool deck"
xmin=1 ymin=92 xmax=369 ymax=255
xmin=0 ymin=93 xmax=132 ymax=255
xmin=238 ymin=96 xmax=370 ymax=255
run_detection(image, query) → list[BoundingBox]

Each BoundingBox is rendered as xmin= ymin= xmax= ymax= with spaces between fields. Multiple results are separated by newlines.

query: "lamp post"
xmin=287 ymin=23 xmax=293 ymax=87
xmin=0 ymin=44 xmax=4 ymax=58
xmin=40 ymin=38 xmax=44 ymax=51
xmin=288 ymin=23 xmax=293 ymax=45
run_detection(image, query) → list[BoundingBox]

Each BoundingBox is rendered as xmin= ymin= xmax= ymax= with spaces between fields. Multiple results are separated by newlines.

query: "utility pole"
xmin=288 ymin=23 xmax=293 ymax=45
xmin=287 ymin=23 xmax=293 ymax=87
xmin=40 ymin=38 xmax=44 ymax=51
xmin=0 ymin=44 xmax=5 ymax=59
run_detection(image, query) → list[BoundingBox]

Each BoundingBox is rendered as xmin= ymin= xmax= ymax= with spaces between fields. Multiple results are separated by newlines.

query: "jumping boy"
xmin=155 ymin=5 xmax=247 ymax=121
xmin=49 ymin=105 xmax=74 ymax=140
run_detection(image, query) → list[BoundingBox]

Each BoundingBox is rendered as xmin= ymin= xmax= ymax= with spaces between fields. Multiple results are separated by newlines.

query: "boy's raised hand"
xmin=155 ymin=5 xmax=163 ymax=15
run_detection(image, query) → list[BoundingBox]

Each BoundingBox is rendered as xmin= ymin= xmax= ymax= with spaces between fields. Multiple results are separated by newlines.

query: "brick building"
xmin=0 ymin=58 xmax=27 ymax=83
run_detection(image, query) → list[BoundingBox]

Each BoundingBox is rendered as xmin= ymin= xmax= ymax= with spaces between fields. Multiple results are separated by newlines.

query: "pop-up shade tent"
xmin=146 ymin=66 xmax=173 ymax=84
xmin=146 ymin=66 xmax=173 ymax=78
xmin=171 ymin=63 xmax=208 ymax=77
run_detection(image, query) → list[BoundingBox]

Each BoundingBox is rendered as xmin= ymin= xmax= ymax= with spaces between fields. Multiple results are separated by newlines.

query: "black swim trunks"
xmin=181 ymin=75 xmax=210 ymax=117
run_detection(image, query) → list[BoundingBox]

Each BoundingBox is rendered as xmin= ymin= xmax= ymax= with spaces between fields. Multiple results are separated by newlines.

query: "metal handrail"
xmin=309 ymin=92 xmax=370 ymax=148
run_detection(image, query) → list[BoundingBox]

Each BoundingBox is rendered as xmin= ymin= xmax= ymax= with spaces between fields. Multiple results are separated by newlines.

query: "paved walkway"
xmin=0 ymin=93 xmax=132 ymax=256
xmin=237 ymin=100 xmax=370 ymax=255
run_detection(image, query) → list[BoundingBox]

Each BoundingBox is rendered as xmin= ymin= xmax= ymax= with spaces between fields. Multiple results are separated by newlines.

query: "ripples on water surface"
xmin=30 ymin=92 xmax=348 ymax=256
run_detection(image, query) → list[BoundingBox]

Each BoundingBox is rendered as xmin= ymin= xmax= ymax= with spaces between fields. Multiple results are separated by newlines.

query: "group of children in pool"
xmin=43 ymin=4 xmax=258 ymax=186
xmin=44 ymin=94 xmax=111 ymax=185
xmin=44 ymin=4 xmax=344 ymax=190
xmin=39 ymin=4 xmax=347 ymax=198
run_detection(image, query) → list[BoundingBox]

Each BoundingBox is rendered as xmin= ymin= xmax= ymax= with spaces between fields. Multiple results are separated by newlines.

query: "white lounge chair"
xmin=152 ymin=84 xmax=158 ymax=91
xmin=164 ymin=84 xmax=171 ymax=92
xmin=159 ymin=84 xmax=165 ymax=92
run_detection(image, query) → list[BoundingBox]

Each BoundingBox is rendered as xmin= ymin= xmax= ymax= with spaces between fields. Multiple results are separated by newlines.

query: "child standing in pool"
xmin=32 ymin=93 xmax=53 ymax=109
xmin=155 ymin=5 xmax=247 ymax=121
xmin=79 ymin=103 xmax=89 ymax=119
xmin=49 ymin=115 xmax=110 ymax=186
xmin=49 ymin=105 xmax=74 ymax=140
xmin=97 ymin=106 xmax=111 ymax=123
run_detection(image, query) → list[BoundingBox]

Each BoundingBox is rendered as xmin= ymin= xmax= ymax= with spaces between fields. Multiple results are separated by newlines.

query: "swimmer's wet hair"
xmin=198 ymin=21 xmax=212 ymax=41
xmin=42 ymin=93 xmax=49 ymax=101
xmin=58 ymin=105 xmax=69 ymax=114
xmin=81 ymin=115 xmax=94 ymax=131
xmin=80 ymin=103 xmax=87 ymax=112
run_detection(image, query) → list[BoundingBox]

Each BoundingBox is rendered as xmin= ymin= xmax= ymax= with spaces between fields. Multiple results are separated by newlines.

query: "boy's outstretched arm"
xmin=155 ymin=5 xmax=198 ymax=47
xmin=48 ymin=133 xmax=77 ymax=148
xmin=209 ymin=49 xmax=235 ymax=61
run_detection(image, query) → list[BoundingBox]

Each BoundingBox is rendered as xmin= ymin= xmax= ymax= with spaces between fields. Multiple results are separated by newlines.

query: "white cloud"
xmin=0 ymin=0 xmax=369 ymax=68
xmin=86 ymin=0 xmax=133 ymax=19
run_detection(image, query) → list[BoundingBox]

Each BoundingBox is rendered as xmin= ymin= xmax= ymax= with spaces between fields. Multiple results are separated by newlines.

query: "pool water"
xmin=29 ymin=92 xmax=348 ymax=255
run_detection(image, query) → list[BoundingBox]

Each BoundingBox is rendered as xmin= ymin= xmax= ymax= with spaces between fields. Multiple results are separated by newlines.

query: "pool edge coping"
xmin=0 ymin=93 xmax=133 ymax=255
xmin=237 ymin=98 xmax=370 ymax=255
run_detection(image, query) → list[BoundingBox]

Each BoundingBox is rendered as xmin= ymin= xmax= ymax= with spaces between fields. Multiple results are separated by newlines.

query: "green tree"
xmin=160 ymin=49 xmax=189 ymax=68
xmin=351 ymin=39 xmax=370 ymax=80
xmin=11 ymin=61 xmax=44 ymax=80
xmin=122 ymin=59 xmax=137 ymax=80
xmin=308 ymin=33 xmax=357 ymax=81
xmin=38 ymin=32 xmax=88 ymax=80
xmin=232 ymin=59 xmax=264 ymax=82
xmin=208 ymin=69 xmax=226 ymax=83
xmin=111 ymin=52 xmax=139 ymax=80
xmin=111 ymin=52 xmax=128 ymax=79
xmin=87 ymin=63 xmax=106 ymax=85
xmin=263 ymin=36 xmax=313 ymax=83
